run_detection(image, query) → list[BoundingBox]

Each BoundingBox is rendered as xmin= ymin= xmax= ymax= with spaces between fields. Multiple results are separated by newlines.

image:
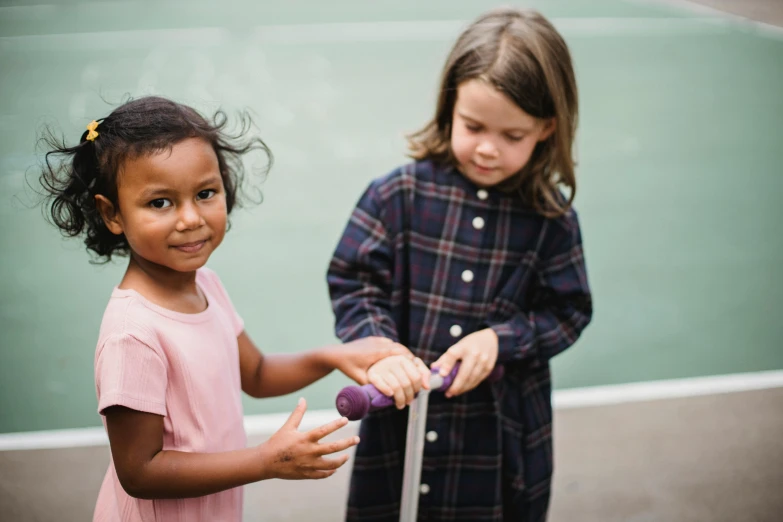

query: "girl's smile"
xmin=471 ymin=162 xmax=498 ymax=176
xmin=172 ymin=239 xmax=208 ymax=254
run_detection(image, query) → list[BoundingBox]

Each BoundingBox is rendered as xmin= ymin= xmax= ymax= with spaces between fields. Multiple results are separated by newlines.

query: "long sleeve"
xmin=487 ymin=209 xmax=592 ymax=364
xmin=327 ymin=181 xmax=399 ymax=342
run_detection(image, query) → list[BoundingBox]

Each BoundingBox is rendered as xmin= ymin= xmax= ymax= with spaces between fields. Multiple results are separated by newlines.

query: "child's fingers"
xmin=445 ymin=355 xmax=475 ymax=398
xmin=376 ymin=343 xmax=410 ymax=363
xmin=381 ymin=371 xmax=408 ymax=409
xmin=316 ymin=435 xmax=360 ymax=456
xmin=367 ymin=370 xmax=395 ymax=397
xmin=372 ymin=369 xmax=409 ymax=409
xmin=283 ymin=397 xmax=307 ymax=430
xmin=307 ymin=416 xmax=349 ymax=442
xmin=432 ymin=347 xmax=461 ymax=377
xmin=388 ymin=364 xmax=417 ymax=406
xmin=399 ymin=357 xmax=426 ymax=394
xmin=366 ymin=337 xmax=412 ymax=359
xmin=413 ymin=357 xmax=431 ymax=390
xmin=312 ymin=453 xmax=351 ymax=470
xmin=307 ymin=469 xmax=339 ymax=480
xmin=389 ymin=343 xmax=413 ymax=358
xmin=457 ymin=354 xmax=491 ymax=396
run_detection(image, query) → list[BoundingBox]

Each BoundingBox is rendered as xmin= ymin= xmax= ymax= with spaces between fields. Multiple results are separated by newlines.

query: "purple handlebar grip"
xmin=436 ymin=363 xmax=504 ymax=391
xmin=335 ymin=363 xmax=504 ymax=421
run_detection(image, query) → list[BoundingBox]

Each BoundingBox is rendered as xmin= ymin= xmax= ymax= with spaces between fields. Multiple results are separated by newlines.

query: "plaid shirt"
xmin=328 ymin=160 xmax=592 ymax=522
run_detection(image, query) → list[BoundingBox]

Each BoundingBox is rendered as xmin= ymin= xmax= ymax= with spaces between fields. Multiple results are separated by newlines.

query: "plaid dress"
xmin=327 ymin=160 xmax=592 ymax=522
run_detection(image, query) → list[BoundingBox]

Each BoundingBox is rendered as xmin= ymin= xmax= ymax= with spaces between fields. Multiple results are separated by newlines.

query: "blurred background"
xmin=1 ymin=0 xmax=781 ymax=520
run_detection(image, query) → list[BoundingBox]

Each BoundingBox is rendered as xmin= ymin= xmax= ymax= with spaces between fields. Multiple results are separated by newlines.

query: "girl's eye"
xmin=150 ymin=198 xmax=171 ymax=209
xmin=465 ymin=124 xmax=481 ymax=133
xmin=506 ymin=134 xmax=524 ymax=142
xmin=197 ymin=189 xmax=217 ymax=200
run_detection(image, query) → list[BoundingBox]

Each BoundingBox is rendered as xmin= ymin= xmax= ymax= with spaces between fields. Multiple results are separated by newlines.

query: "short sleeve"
xmin=95 ymin=333 xmax=168 ymax=416
xmin=198 ymin=267 xmax=244 ymax=337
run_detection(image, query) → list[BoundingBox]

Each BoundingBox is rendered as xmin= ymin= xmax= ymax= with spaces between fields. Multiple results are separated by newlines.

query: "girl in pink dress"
xmin=39 ymin=96 xmax=411 ymax=522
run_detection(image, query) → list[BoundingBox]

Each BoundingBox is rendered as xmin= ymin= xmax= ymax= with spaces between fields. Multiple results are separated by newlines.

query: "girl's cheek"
xmin=451 ymin=134 xmax=472 ymax=161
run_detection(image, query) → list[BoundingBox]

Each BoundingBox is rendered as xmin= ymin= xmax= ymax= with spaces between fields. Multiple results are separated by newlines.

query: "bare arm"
xmin=105 ymin=407 xmax=270 ymax=499
xmin=105 ymin=399 xmax=356 ymax=500
xmin=237 ymin=331 xmax=409 ymax=398
xmin=238 ymin=331 xmax=333 ymax=398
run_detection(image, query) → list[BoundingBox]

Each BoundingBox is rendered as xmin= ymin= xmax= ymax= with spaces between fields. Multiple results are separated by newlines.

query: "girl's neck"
xmin=118 ymin=253 xmax=207 ymax=314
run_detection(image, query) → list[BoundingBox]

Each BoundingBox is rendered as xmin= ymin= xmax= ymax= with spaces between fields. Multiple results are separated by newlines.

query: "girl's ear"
xmin=537 ymin=118 xmax=556 ymax=142
xmin=94 ymin=195 xmax=124 ymax=235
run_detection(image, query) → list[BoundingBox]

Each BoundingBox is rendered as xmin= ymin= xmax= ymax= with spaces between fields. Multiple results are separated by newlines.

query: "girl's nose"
xmin=475 ymin=139 xmax=498 ymax=158
xmin=176 ymin=203 xmax=204 ymax=231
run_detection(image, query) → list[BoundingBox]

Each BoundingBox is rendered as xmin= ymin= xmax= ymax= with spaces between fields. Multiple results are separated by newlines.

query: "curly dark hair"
xmin=38 ymin=96 xmax=271 ymax=263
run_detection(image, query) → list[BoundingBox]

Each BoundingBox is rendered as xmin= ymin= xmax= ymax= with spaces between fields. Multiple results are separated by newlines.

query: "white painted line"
xmin=249 ymin=17 xmax=737 ymax=44
xmin=0 ymin=16 xmax=740 ymax=52
xmin=0 ymin=27 xmax=227 ymax=51
xmin=2 ymin=370 xmax=781 ymax=451
xmin=0 ymin=428 xmax=109 ymax=451
xmin=0 ymin=409 xmax=344 ymax=452
xmin=553 ymin=370 xmax=783 ymax=409
xmin=627 ymin=0 xmax=783 ymax=38
xmin=242 ymin=409 xmax=343 ymax=435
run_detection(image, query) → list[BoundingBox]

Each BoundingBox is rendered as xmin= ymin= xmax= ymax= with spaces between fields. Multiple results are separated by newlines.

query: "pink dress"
xmin=92 ymin=267 xmax=246 ymax=521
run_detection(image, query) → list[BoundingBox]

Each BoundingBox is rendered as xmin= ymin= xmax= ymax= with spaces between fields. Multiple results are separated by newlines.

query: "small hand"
xmin=260 ymin=398 xmax=359 ymax=480
xmin=367 ymin=354 xmax=431 ymax=409
xmin=330 ymin=337 xmax=411 ymax=385
xmin=432 ymin=328 xmax=499 ymax=398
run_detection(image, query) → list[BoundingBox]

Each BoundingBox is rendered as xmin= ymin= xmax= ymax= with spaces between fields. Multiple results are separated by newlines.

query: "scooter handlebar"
xmin=335 ymin=363 xmax=504 ymax=421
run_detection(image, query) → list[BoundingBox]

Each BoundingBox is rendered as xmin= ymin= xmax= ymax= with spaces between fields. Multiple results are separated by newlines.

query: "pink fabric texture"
xmin=93 ymin=267 xmax=246 ymax=521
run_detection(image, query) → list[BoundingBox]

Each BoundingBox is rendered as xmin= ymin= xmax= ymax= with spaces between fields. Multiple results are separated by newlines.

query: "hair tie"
xmin=85 ymin=120 xmax=100 ymax=141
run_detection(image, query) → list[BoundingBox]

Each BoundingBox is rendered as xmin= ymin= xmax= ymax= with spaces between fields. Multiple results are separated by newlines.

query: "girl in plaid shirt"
xmin=328 ymin=7 xmax=593 ymax=522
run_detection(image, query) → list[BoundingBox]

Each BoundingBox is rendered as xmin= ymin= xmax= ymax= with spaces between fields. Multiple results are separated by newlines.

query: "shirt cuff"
xmin=487 ymin=312 xmax=534 ymax=363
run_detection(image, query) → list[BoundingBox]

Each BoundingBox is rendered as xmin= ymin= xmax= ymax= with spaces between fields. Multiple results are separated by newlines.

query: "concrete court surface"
xmin=679 ymin=0 xmax=783 ymax=27
xmin=1 ymin=387 xmax=782 ymax=521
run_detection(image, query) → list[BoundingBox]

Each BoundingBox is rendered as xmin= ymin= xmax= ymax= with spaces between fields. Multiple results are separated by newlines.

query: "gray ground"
xmin=2 ymin=387 xmax=782 ymax=522
xmin=683 ymin=0 xmax=783 ymax=26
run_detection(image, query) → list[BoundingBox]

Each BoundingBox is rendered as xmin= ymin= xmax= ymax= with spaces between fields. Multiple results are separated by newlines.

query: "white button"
xmin=449 ymin=324 xmax=462 ymax=337
xmin=426 ymin=431 xmax=438 ymax=442
xmin=461 ymin=270 xmax=474 ymax=283
xmin=420 ymin=484 xmax=430 ymax=495
xmin=472 ymin=217 xmax=485 ymax=230
xmin=477 ymin=189 xmax=488 ymax=200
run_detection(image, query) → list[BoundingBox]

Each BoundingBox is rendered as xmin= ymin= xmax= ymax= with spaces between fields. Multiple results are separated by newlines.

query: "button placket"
xmin=449 ymin=188 xmax=486 ymax=344
xmin=461 ymin=192 xmax=484 ymax=291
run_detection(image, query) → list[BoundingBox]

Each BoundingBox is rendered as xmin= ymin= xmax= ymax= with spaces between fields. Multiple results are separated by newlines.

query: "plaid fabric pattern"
xmin=328 ymin=160 xmax=592 ymax=522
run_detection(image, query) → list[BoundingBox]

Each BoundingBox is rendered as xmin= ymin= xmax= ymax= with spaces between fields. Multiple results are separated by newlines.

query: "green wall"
xmin=1 ymin=0 xmax=781 ymax=433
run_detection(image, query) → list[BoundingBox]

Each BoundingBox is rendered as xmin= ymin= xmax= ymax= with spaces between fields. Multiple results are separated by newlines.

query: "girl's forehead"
xmin=455 ymin=79 xmax=539 ymax=129
xmin=117 ymin=138 xmax=219 ymax=191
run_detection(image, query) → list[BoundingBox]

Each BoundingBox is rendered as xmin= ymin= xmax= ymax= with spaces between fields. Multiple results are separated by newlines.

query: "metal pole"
xmin=398 ymin=373 xmax=444 ymax=522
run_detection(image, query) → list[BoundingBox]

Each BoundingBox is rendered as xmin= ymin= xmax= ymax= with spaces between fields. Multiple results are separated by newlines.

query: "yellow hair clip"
xmin=85 ymin=120 xmax=100 ymax=141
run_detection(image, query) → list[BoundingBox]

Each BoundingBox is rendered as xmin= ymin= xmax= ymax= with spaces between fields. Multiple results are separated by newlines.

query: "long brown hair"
xmin=408 ymin=8 xmax=578 ymax=217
